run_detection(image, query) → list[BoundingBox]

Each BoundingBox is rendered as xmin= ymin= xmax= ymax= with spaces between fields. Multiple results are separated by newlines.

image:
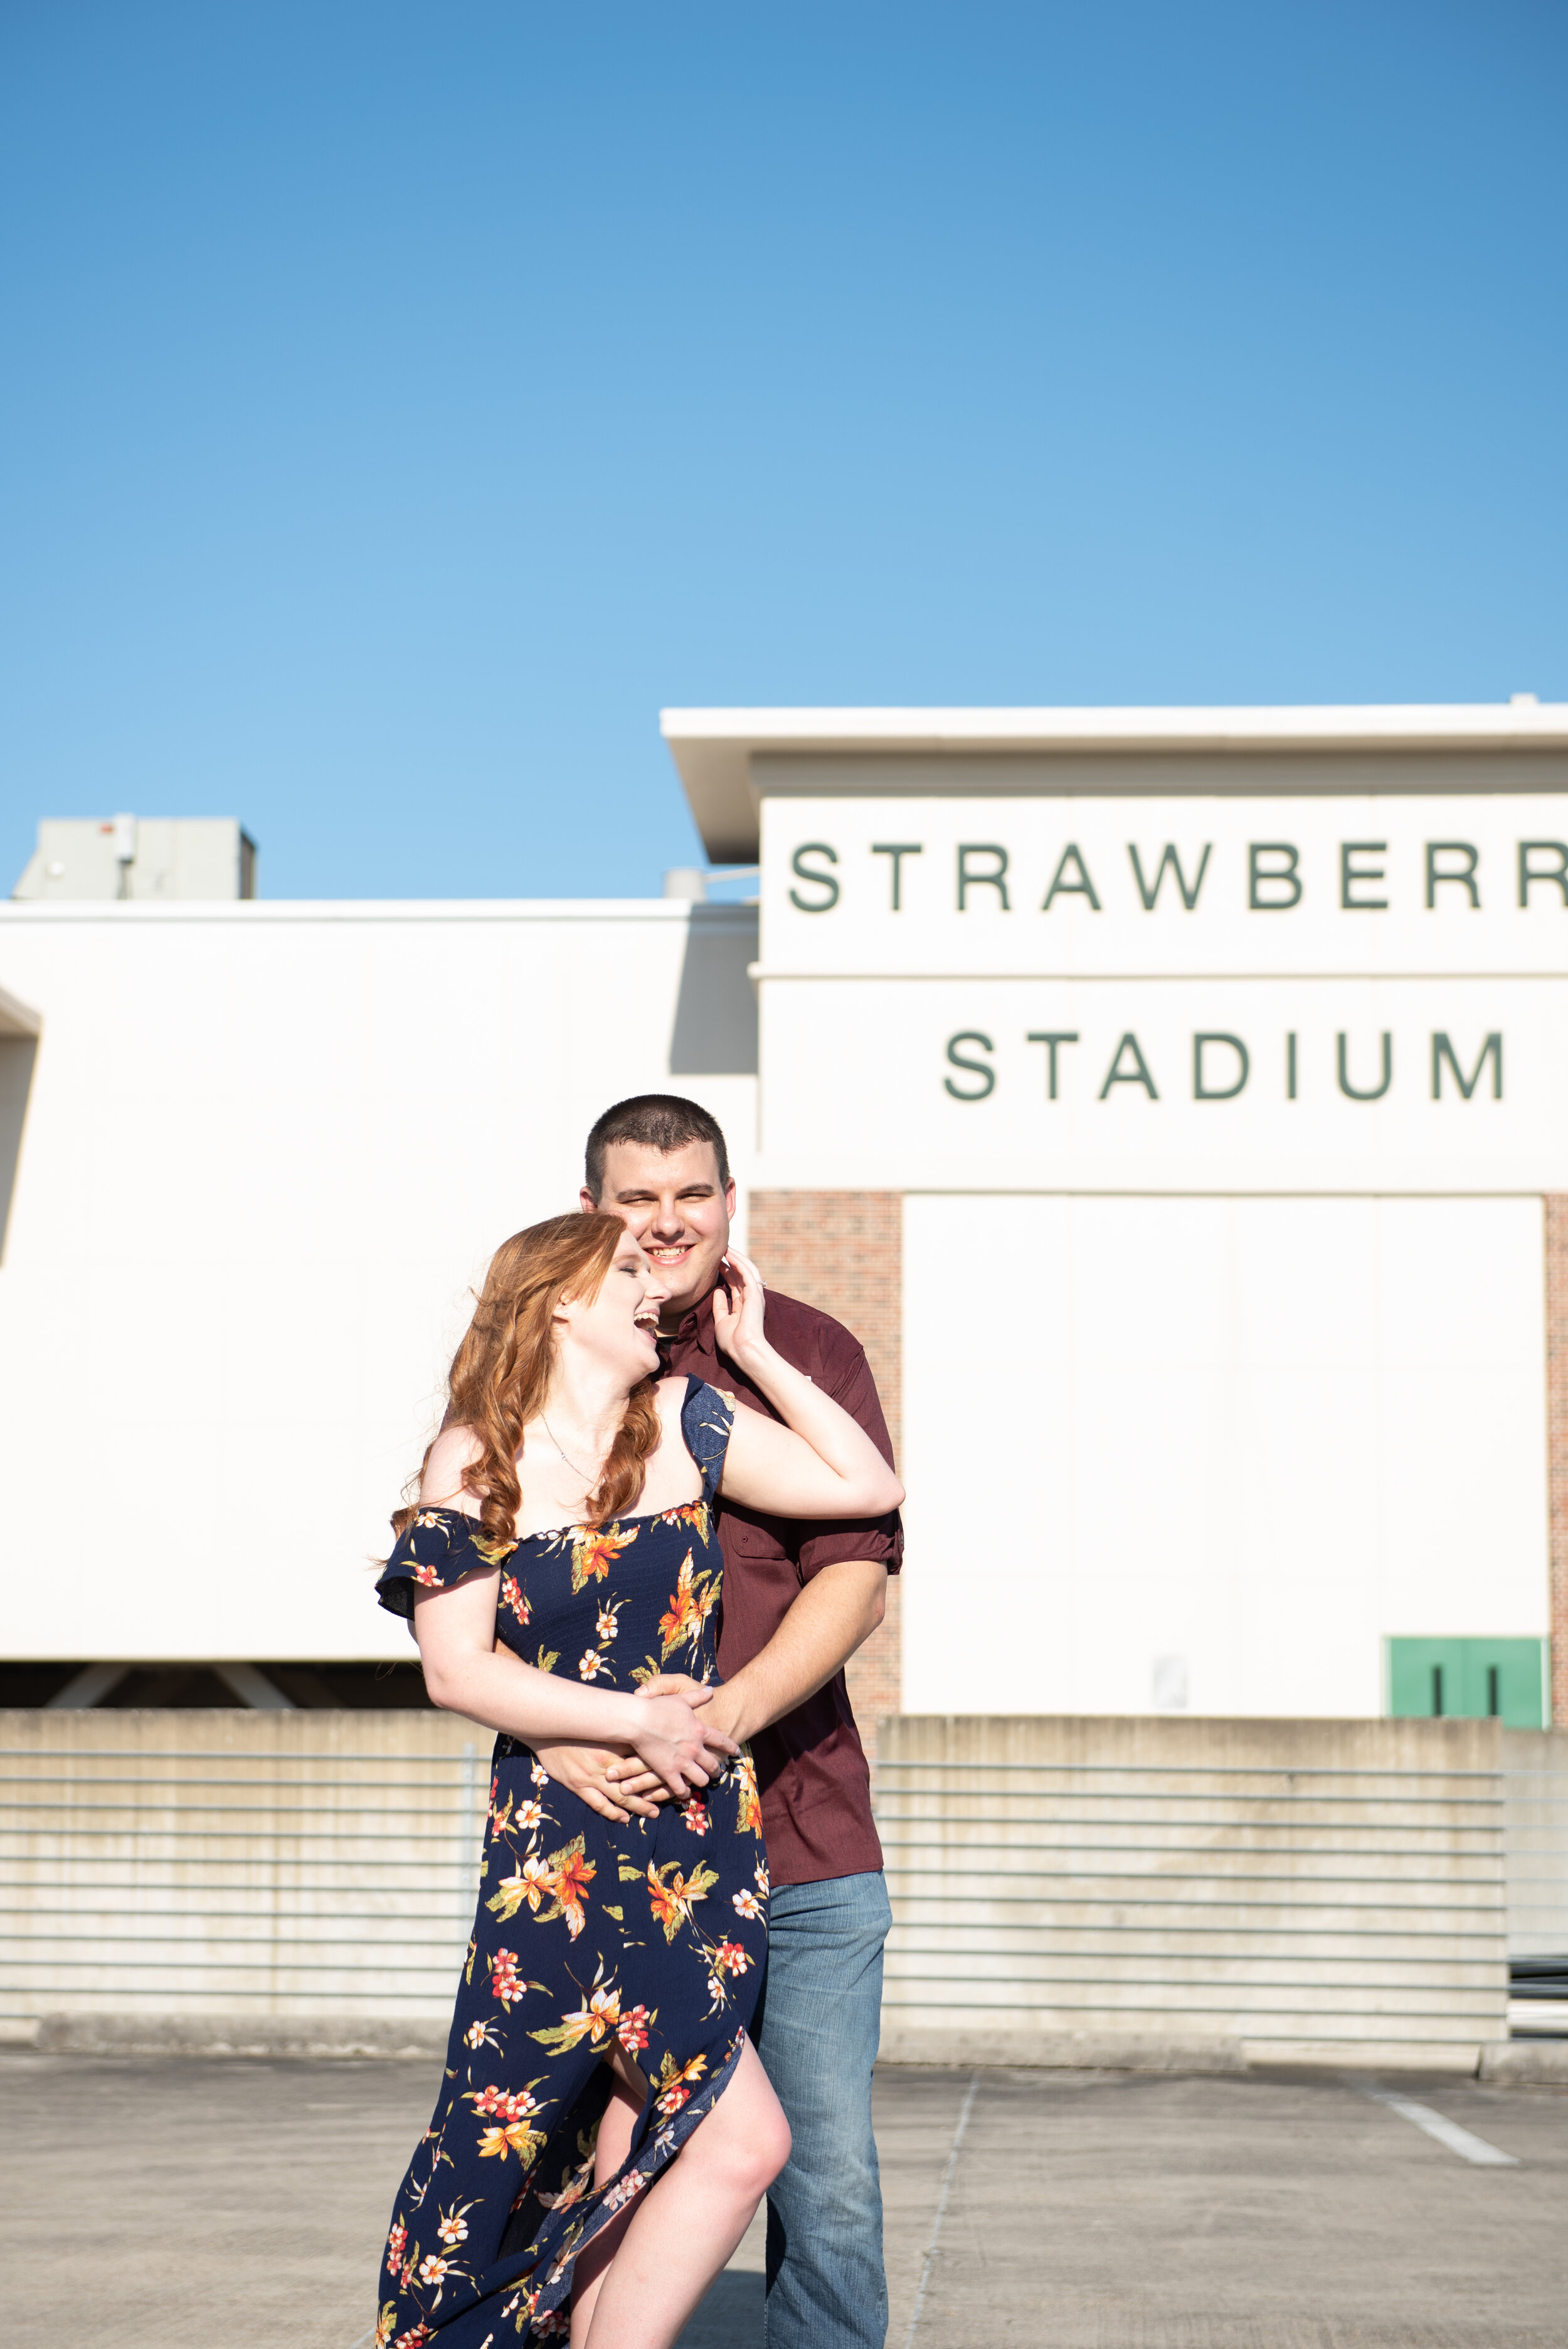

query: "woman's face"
xmin=556 ymin=1232 xmax=667 ymax=1385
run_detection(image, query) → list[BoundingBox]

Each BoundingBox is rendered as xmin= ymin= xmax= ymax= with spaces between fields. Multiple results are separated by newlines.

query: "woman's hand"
xmin=607 ymin=1675 xmax=747 ymax=1799
xmin=527 ymin=1737 xmax=660 ymax=1824
xmin=705 ymin=1266 xmax=906 ymax=1523
xmin=627 ymin=1690 xmax=739 ymax=1799
xmin=711 ymin=1249 xmax=771 ymax=1373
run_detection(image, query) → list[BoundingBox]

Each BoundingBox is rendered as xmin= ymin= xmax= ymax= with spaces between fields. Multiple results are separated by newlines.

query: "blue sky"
xmin=2 ymin=3 xmax=1563 ymax=899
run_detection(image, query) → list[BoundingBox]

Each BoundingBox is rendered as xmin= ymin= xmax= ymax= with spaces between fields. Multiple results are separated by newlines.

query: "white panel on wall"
xmin=0 ymin=903 xmax=757 ymax=1661
xmin=900 ymin=1193 xmax=1550 ymax=1718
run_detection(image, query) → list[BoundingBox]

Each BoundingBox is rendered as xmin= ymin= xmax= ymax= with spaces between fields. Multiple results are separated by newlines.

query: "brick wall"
xmin=745 ymin=1190 xmax=903 ymax=1724
xmin=1545 ymin=1198 xmax=1568 ymax=1727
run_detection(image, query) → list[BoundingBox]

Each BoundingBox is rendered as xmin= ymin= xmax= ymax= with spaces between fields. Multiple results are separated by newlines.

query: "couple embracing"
xmin=373 ymin=1095 xmax=904 ymax=2348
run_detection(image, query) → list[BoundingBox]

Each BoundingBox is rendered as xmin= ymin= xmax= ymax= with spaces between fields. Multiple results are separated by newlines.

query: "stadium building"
xmin=4 ymin=703 xmax=1566 ymax=1733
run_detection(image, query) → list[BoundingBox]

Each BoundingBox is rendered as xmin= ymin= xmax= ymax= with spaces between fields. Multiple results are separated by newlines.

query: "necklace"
xmin=540 ymin=1413 xmax=606 ymax=1488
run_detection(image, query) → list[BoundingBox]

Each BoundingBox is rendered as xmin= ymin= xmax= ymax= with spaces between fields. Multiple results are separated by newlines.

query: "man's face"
xmin=583 ymin=1140 xmax=735 ymax=1327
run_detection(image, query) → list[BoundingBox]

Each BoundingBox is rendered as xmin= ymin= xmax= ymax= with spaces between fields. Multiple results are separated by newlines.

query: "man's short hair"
xmin=585 ymin=1094 xmax=731 ymax=1201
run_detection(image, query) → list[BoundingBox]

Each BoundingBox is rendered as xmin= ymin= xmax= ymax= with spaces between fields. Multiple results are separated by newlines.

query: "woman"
xmin=372 ymin=1212 xmax=903 ymax=2348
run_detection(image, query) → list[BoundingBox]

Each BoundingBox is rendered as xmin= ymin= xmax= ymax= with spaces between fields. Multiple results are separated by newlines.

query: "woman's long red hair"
xmin=393 ymin=1213 xmax=662 ymax=1545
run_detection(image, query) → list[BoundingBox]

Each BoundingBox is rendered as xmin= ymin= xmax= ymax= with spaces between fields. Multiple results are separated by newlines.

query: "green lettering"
xmin=788 ymin=842 xmax=839 ymax=913
xmin=1041 ymin=844 xmax=1101 ymax=911
xmin=1128 ymin=843 xmax=1210 ymax=911
xmin=1426 ymin=842 xmax=1480 ymax=908
xmin=1193 ymin=1033 xmax=1249 ymax=1101
xmin=871 ymin=842 xmax=923 ymax=911
xmin=1249 ymin=843 xmax=1301 ymax=910
xmin=957 ymin=844 xmax=1010 ymax=911
xmin=1098 ymin=1034 xmax=1158 ymax=1100
xmin=1337 ymin=1032 xmax=1392 ymax=1101
xmin=1431 ymin=1033 xmax=1502 ymax=1100
xmin=943 ymin=1031 xmax=996 ymax=1101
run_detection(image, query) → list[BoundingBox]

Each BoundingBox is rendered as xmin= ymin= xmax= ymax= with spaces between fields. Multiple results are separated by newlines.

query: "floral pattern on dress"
xmin=371 ymin=1380 xmax=763 ymax=2346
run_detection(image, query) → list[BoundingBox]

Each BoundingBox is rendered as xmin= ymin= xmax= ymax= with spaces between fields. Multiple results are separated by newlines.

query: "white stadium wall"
xmin=901 ymin=1191 xmax=1550 ymax=1719
xmin=0 ymin=899 xmax=756 ymax=1663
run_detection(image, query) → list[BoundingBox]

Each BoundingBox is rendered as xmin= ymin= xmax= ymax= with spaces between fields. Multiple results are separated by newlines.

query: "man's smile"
xmin=590 ymin=1138 xmax=736 ymax=1324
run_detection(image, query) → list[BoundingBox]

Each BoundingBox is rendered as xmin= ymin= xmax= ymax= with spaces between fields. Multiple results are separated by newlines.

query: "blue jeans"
xmin=751 ymin=1869 xmax=892 ymax=2349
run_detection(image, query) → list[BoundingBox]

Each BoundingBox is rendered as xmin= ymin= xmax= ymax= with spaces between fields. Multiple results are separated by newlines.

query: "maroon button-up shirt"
xmin=660 ymin=1285 xmax=903 ymax=1888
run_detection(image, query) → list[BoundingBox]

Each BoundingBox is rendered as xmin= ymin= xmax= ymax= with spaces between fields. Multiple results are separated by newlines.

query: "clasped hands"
xmin=532 ymin=1676 xmax=748 ymax=1825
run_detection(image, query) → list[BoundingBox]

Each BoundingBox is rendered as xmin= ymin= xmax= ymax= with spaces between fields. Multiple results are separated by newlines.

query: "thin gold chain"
xmin=539 ymin=1413 xmax=606 ymax=1488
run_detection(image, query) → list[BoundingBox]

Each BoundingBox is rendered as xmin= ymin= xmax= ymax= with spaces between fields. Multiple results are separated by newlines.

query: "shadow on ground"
xmin=675 ymin=2265 xmax=765 ymax=2347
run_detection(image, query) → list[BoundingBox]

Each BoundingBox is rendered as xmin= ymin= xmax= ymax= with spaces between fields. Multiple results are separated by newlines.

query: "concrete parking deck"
xmin=2 ymin=2051 xmax=1563 ymax=2346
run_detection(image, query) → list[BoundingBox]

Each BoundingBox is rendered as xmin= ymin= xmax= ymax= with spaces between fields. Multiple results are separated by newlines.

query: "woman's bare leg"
xmin=569 ymin=2065 xmax=644 ymax=2348
xmin=583 ymin=2037 xmax=790 ymax=2349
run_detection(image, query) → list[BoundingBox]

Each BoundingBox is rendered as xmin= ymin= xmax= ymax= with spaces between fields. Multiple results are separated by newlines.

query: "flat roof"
xmin=662 ymin=699 xmax=1568 ymax=861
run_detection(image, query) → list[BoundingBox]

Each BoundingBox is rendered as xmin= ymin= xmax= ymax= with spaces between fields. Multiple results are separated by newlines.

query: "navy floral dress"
xmin=371 ymin=1380 xmax=767 ymax=2348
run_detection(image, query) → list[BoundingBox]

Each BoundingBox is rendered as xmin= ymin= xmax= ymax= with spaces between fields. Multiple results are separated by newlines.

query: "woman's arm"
xmin=711 ymin=1251 xmax=905 ymax=1521
xmin=411 ymin=1555 xmax=737 ymax=1800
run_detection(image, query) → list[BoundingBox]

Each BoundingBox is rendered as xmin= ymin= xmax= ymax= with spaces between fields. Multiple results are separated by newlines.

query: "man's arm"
xmin=711 ymin=1556 xmax=887 ymax=1740
xmin=606 ymin=1557 xmax=887 ymax=1798
xmin=458 ymin=1518 xmax=891 ymax=1825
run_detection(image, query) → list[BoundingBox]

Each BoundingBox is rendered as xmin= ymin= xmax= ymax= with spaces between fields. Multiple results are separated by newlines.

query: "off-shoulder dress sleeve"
xmin=375 ymin=1508 xmax=515 ymax=1620
xmin=679 ymin=1377 xmax=736 ymax=1505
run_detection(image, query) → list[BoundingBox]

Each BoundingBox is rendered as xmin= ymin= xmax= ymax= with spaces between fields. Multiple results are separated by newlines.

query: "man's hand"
xmin=602 ymin=1677 xmax=747 ymax=1803
xmin=534 ymin=1692 xmax=736 ymax=1815
xmin=603 ymin=1555 xmax=886 ymax=1799
xmin=628 ymin=1692 xmax=739 ymax=1798
xmin=529 ymin=1738 xmax=661 ymax=1823
xmin=642 ymin=1675 xmax=747 ymax=1738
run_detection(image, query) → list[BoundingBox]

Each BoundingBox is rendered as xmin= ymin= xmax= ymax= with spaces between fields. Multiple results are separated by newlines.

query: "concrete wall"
xmin=1503 ymin=1726 xmax=1568 ymax=1963
xmin=902 ymin=1192 xmax=1551 ymax=1721
xmin=876 ymin=1712 xmax=1516 ymax=2072
xmin=5 ymin=1710 xmax=1552 ymax=2072
xmin=0 ymin=1707 xmax=486 ymax=2034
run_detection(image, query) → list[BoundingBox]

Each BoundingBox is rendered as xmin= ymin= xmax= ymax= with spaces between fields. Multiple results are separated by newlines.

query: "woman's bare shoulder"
xmin=420 ymin=1422 xmax=485 ymax=1515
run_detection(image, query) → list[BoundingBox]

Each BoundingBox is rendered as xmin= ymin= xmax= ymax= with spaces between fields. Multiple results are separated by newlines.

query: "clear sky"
xmin=2 ymin=3 xmax=1564 ymax=900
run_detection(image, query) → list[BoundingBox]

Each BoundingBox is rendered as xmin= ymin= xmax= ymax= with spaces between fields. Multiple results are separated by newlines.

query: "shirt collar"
xmin=662 ymin=1278 xmax=719 ymax=1357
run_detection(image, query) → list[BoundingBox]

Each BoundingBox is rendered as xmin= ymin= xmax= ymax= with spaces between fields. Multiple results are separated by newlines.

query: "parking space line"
xmin=903 ymin=2068 xmax=980 ymax=2348
xmin=1355 ymin=2082 xmax=1519 ymax=2167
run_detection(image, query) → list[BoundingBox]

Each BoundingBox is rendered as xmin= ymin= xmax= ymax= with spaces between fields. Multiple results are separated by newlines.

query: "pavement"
xmin=1 ymin=2050 xmax=1564 ymax=2346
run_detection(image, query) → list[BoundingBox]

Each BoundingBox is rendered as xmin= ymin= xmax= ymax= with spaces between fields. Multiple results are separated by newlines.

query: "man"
xmin=566 ymin=1091 xmax=900 ymax=2349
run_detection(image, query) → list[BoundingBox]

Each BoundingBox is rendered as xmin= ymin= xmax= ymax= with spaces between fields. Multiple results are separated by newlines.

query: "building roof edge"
xmin=660 ymin=701 xmax=1568 ymax=861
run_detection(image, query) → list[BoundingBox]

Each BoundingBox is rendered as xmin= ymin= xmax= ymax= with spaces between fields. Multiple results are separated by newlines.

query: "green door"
xmin=1386 ymin=1636 xmax=1549 ymax=1729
